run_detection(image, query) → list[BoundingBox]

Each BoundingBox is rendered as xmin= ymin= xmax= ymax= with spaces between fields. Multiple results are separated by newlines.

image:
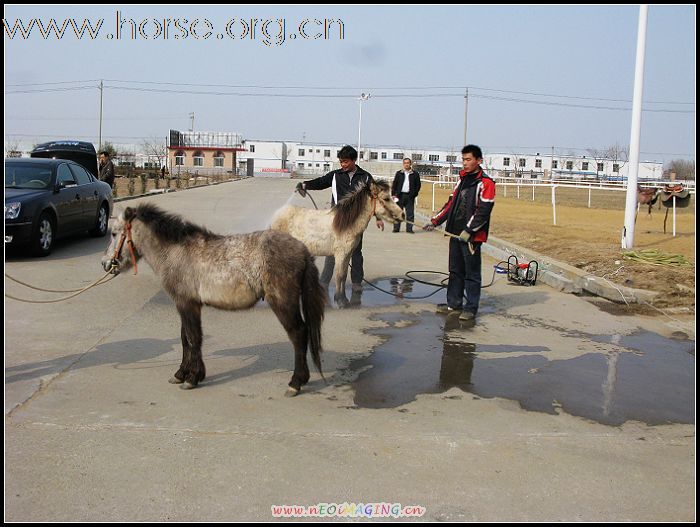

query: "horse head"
xmin=369 ymin=180 xmax=406 ymax=224
xmin=101 ymin=207 xmax=141 ymax=274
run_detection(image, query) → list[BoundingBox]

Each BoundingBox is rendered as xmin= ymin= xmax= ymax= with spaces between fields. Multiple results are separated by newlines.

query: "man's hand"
xmin=422 ymin=223 xmax=436 ymax=231
xmin=376 ymin=219 xmax=385 ymax=231
xmin=295 ymin=182 xmax=307 ymax=197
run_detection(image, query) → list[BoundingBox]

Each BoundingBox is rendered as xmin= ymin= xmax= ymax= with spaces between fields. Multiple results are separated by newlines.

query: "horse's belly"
xmin=200 ymin=283 xmax=259 ymax=310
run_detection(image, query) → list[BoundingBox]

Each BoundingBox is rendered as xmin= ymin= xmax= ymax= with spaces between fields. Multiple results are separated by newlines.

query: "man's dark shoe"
xmin=459 ymin=311 xmax=476 ymax=322
xmin=436 ymin=303 xmax=461 ymax=314
xmin=406 ymin=230 xmax=414 ymax=234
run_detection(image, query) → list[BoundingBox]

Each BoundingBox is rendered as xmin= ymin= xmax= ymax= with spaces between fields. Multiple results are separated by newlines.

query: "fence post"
xmin=532 ymin=184 xmax=535 ymax=201
xmin=432 ymin=182 xmax=436 ymax=211
xmin=588 ymin=187 xmax=592 ymax=208
xmin=673 ymin=195 xmax=676 ymax=236
xmin=551 ymin=185 xmax=557 ymax=226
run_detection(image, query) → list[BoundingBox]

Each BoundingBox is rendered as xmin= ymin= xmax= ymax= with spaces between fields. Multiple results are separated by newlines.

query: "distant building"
xmin=167 ymin=130 xmax=245 ymax=175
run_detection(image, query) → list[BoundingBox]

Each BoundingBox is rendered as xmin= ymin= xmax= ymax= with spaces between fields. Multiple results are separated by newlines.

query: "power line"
xmin=7 ymin=78 xmax=695 ymax=106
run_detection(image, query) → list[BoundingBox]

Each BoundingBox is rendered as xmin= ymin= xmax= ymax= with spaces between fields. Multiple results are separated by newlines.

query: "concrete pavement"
xmin=5 ymin=178 xmax=695 ymax=521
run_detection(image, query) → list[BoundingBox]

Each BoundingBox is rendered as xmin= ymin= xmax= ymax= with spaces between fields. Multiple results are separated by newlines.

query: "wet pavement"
xmin=349 ymin=311 xmax=695 ymax=426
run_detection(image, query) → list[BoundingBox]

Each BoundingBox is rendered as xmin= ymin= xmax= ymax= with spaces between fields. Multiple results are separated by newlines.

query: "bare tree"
xmin=604 ymin=143 xmax=629 ymax=177
xmin=665 ymin=159 xmax=695 ymax=181
xmin=141 ymin=137 xmax=167 ymax=170
xmin=586 ymin=148 xmax=608 ymax=179
xmin=4 ymin=137 xmax=22 ymax=158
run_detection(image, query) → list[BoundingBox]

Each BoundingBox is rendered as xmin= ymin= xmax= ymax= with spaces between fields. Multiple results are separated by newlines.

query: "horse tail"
xmin=301 ymin=252 xmax=325 ymax=378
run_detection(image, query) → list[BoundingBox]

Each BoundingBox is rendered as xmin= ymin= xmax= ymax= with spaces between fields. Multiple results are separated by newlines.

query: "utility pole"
xmin=622 ymin=4 xmax=648 ymax=250
xmin=189 ymin=112 xmax=195 ymax=132
xmin=98 ymin=80 xmax=103 ymax=150
xmin=358 ymin=92 xmax=370 ymax=158
xmin=463 ymin=87 xmax=469 ymax=146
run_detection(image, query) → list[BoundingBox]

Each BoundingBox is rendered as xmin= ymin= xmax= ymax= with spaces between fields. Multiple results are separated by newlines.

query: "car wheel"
xmin=90 ymin=203 xmax=109 ymax=237
xmin=31 ymin=212 xmax=55 ymax=257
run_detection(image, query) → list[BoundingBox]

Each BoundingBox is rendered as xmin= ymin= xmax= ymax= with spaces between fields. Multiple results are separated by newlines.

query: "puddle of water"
xmin=349 ymin=312 xmax=696 ymax=426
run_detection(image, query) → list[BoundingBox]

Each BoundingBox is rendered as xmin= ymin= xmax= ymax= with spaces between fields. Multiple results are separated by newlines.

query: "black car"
xmin=5 ymin=157 xmax=113 ymax=256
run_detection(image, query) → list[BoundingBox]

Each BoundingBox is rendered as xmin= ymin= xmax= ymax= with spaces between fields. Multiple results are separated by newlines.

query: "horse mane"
xmin=331 ymin=179 xmax=389 ymax=234
xmin=131 ymin=203 xmax=221 ymax=243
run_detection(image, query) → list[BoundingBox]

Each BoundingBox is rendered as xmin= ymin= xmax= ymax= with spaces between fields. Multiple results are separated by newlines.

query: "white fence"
xmin=422 ymin=177 xmax=695 ymax=237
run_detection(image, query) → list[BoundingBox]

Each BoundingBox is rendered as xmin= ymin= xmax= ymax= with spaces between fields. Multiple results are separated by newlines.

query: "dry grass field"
xmin=417 ymin=184 xmax=695 ymax=313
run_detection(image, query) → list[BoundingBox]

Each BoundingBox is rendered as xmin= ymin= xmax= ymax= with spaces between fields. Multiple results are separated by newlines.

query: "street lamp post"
xmin=358 ymin=92 xmax=370 ymax=159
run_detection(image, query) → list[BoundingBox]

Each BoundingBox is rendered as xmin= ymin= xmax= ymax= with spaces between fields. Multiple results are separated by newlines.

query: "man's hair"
xmin=403 ymin=158 xmax=412 ymax=163
xmin=337 ymin=145 xmax=358 ymax=161
xmin=461 ymin=144 xmax=483 ymax=159
xmin=99 ymin=151 xmax=111 ymax=157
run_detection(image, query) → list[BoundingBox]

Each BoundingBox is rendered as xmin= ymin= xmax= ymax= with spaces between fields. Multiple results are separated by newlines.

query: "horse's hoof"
xmin=285 ymin=387 xmax=300 ymax=397
xmin=168 ymin=377 xmax=184 ymax=384
xmin=180 ymin=382 xmax=196 ymax=390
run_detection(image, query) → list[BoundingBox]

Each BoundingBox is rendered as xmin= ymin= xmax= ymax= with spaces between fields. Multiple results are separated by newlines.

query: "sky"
xmin=4 ymin=5 xmax=696 ymax=164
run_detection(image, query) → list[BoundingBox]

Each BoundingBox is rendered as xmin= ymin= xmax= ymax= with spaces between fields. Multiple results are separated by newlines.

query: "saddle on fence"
xmin=660 ymin=183 xmax=691 ymax=208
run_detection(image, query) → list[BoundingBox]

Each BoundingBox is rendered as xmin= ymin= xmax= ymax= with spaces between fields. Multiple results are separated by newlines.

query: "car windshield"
xmin=5 ymin=165 xmax=53 ymax=189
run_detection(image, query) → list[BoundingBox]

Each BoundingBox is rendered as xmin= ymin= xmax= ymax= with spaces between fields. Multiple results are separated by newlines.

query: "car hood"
xmin=5 ymin=188 xmax=49 ymax=202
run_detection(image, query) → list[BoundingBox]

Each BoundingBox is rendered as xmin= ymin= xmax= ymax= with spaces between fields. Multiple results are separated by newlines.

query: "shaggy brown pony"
xmin=102 ymin=203 xmax=325 ymax=396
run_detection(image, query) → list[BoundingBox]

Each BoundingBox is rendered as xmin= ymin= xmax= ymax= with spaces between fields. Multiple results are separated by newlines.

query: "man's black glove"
xmin=296 ymin=182 xmax=307 ymax=197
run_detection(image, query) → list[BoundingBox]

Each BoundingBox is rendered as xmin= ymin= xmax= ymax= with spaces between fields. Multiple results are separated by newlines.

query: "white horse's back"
xmin=271 ymin=205 xmax=335 ymax=256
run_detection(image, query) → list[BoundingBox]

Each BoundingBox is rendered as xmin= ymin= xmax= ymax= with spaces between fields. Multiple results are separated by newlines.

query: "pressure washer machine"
xmin=507 ymin=255 xmax=539 ymax=286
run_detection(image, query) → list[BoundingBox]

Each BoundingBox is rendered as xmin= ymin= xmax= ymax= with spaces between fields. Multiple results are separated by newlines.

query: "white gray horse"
xmin=270 ymin=180 xmax=405 ymax=306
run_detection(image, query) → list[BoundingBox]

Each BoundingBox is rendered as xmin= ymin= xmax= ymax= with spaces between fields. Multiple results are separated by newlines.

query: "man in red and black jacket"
xmin=424 ymin=144 xmax=496 ymax=321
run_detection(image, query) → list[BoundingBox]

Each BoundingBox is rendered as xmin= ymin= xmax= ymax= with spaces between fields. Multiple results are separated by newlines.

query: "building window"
xmin=193 ymin=151 xmax=204 ymax=167
xmin=535 ymin=159 xmax=542 ymax=168
xmin=519 ymin=158 xmax=526 ymax=167
xmin=503 ymin=157 xmax=510 ymax=166
xmin=429 ymin=154 xmax=439 ymax=162
xmin=298 ymin=163 xmax=305 ymax=168
xmin=393 ymin=153 xmax=404 ymax=160
xmin=381 ymin=152 xmax=387 ymax=159
xmin=412 ymin=153 xmax=422 ymax=161
xmin=597 ymin=163 xmax=604 ymax=172
xmin=582 ymin=162 xmax=589 ymax=171
xmin=298 ymin=149 xmax=305 ymax=156
xmin=336 ymin=150 xmax=341 ymax=157
xmin=359 ymin=151 xmax=364 ymax=160
xmin=324 ymin=149 xmax=331 ymax=157
xmin=446 ymin=155 xmax=457 ymax=163
xmin=552 ymin=160 xmax=558 ymax=169
xmin=316 ymin=164 xmax=320 ymax=168
xmin=175 ymin=151 xmax=185 ymax=166
xmin=249 ymin=144 xmax=255 ymax=153
xmin=370 ymin=151 xmax=378 ymax=160
xmin=323 ymin=163 xmax=330 ymax=171
xmin=566 ymin=161 xmax=573 ymax=170
xmin=613 ymin=164 xmax=619 ymax=173
xmin=316 ymin=149 xmax=320 ymax=153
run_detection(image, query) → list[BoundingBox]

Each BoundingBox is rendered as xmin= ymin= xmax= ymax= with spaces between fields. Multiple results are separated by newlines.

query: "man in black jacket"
xmin=391 ymin=158 xmax=421 ymax=233
xmin=296 ymin=145 xmax=384 ymax=291
xmin=98 ymin=151 xmax=115 ymax=189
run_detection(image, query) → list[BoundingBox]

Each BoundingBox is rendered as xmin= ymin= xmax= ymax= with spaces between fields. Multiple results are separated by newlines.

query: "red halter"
xmin=110 ymin=221 xmax=138 ymax=275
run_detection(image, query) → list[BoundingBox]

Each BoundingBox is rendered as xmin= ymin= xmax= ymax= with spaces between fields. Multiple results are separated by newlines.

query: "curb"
xmin=415 ymin=212 xmax=659 ymax=304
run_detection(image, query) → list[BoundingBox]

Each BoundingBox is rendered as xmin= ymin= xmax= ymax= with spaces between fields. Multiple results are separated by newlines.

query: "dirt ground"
xmin=417 ymin=185 xmax=695 ymax=315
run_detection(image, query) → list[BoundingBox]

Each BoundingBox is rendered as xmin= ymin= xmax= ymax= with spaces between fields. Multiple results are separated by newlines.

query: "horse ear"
xmin=124 ymin=207 xmax=137 ymax=221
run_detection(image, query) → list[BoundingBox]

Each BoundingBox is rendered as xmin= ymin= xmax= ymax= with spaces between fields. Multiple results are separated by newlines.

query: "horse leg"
xmin=334 ymin=252 xmax=352 ymax=308
xmin=267 ymin=295 xmax=310 ymax=397
xmin=171 ymin=301 xmax=206 ymax=390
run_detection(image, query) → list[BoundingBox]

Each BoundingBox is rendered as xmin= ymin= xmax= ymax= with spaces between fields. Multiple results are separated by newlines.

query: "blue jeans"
xmin=446 ymin=238 xmax=482 ymax=314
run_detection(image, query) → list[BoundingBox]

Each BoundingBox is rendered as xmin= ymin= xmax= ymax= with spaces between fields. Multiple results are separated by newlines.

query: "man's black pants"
xmin=446 ymin=238 xmax=482 ymax=314
xmin=393 ymin=193 xmax=415 ymax=232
